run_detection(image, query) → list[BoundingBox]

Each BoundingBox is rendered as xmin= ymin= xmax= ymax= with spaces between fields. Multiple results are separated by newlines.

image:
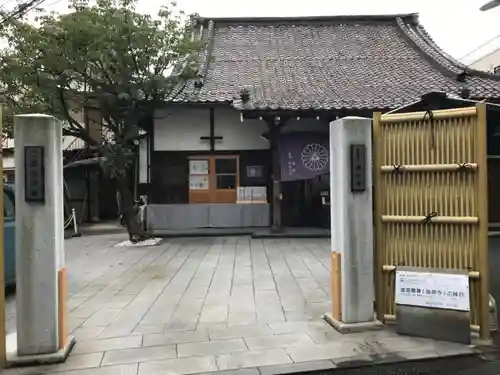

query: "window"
xmin=189 ymin=156 xmax=239 ymax=203
xmin=3 ymin=191 xmax=14 ymax=218
xmin=215 ymin=158 xmax=237 ymax=189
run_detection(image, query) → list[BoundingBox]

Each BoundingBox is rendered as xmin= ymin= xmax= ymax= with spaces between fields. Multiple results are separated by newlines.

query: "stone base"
xmin=7 ymin=336 xmax=76 ymax=367
xmin=324 ymin=313 xmax=385 ymax=334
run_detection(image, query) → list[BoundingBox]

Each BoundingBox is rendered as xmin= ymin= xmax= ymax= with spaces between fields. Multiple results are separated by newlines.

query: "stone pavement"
xmin=3 ymin=235 xmax=475 ymax=375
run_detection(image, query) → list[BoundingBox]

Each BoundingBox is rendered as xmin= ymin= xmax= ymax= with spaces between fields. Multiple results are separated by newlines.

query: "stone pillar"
xmin=12 ymin=114 xmax=74 ymax=364
xmin=324 ymin=116 xmax=383 ymax=333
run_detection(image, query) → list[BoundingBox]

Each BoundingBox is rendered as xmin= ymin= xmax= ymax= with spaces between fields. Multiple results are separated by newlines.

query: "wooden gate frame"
xmin=373 ymin=103 xmax=490 ymax=341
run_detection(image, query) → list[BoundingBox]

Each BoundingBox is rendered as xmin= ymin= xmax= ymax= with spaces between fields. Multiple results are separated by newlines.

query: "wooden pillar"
xmin=266 ymin=117 xmax=286 ymax=232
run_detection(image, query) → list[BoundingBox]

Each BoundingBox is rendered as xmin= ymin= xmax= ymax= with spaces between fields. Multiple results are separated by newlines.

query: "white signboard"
xmin=395 ymin=270 xmax=470 ymax=312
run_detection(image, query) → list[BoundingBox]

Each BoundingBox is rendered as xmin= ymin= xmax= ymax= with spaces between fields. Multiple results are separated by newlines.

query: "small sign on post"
xmin=395 ymin=267 xmax=471 ymax=344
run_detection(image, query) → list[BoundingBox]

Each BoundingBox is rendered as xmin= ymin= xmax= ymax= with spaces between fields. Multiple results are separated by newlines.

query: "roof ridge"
xmin=197 ymin=20 xmax=215 ymax=79
xmin=195 ymin=13 xmax=418 ymax=24
xmin=414 ymin=24 xmax=500 ymax=80
xmin=398 ymin=17 xmax=500 ymax=81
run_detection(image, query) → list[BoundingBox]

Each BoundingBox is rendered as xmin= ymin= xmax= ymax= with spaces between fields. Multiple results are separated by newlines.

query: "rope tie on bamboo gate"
xmin=457 ymin=162 xmax=473 ymax=172
xmin=422 ymin=109 xmax=436 ymax=150
xmin=422 ymin=211 xmax=438 ymax=224
xmin=392 ymin=164 xmax=405 ymax=173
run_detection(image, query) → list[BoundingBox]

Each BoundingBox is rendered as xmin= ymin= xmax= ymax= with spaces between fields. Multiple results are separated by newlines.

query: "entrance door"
xmin=281 ymin=179 xmax=325 ymax=227
xmin=188 ymin=155 xmax=239 ymax=203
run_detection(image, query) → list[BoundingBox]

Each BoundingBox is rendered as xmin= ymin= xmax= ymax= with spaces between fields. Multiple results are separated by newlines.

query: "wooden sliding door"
xmin=188 ymin=155 xmax=239 ymax=203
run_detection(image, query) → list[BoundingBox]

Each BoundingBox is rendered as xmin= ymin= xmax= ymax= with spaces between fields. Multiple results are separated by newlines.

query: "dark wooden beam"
xmin=265 ymin=116 xmax=288 ymax=232
xmin=200 ymin=108 xmax=223 ymax=151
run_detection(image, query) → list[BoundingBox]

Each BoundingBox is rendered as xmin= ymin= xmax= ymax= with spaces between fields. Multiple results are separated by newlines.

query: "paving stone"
xmin=50 ymin=353 xmax=104 ymax=372
xmin=216 ymin=349 xmax=293 ymax=370
xmin=197 ymin=323 xmax=228 ymax=332
xmin=284 ymin=311 xmax=315 ymax=322
xmin=256 ymin=311 xmax=286 ymax=324
xmin=198 ymin=369 xmax=259 ymax=375
xmin=366 ymin=336 xmax=435 ymax=354
xmin=139 ymin=355 xmax=217 ymax=375
xmin=199 ymin=305 xmax=229 ymax=323
xmin=82 ymin=308 xmax=124 ymax=327
xmin=268 ymin=321 xmax=332 ymax=335
xmin=143 ymin=331 xmax=209 ymax=347
xmin=227 ymin=313 xmax=257 ymax=327
xmin=432 ymin=342 xmax=475 ymax=356
xmin=2 ymin=366 xmax=56 ymax=374
xmin=1 ymin=237 xmax=463 ymax=375
xmin=178 ymin=338 xmax=247 ymax=357
xmin=305 ymin=329 xmax=349 ymax=344
xmin=209 ymin=325 xmax=274 ymax=340
xmin=55 ymin=363 xmax=139 ymax=375
xmin=286 ymin=341 xmax=368 ymax=362
xmin=73 ymin=335 xmax=143 ymax=354
xmin=166 ymin=317 xmax=199 ymax=332
xmin=244 ymin=333 xmax=315 ymax=351
xmin=101 ymin=345 xmax=177 ymax=366
xmin=133 ymin=323 xmax=167 ymax=334
xmin=259 ymin=360 xmax=337 ymax=375
xmin=393 ymin=349 xmax=442 ymax=361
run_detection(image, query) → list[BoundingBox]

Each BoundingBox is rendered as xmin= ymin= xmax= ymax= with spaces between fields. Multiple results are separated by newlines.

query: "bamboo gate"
xmin=373 ymin=103 xmax=490 ymax=341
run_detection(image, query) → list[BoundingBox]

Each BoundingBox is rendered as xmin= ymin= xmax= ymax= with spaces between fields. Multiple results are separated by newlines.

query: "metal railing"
xmin=64 ymin=208 xmax=81 ymax=237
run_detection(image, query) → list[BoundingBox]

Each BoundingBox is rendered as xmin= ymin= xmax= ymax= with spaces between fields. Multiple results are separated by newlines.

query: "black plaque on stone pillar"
xmin=24 ymin=146 xmax=45 ymax=203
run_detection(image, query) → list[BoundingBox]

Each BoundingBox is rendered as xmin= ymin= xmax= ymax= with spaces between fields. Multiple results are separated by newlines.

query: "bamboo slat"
xmin=380 ymin=107 xmax=477 ymax=124
xmin=380 ymin=163 xmax=478 ymax=173
xmin=381 ymin=215 xmax=478 ymax=224
xmin=373 ymin=104 xmax=489 ymax=340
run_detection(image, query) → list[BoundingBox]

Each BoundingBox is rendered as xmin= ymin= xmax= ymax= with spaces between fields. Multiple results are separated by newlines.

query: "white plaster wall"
xmin=153 ymin=106 xmax=329 ymax=152
xmin=214 ymin=107 xmax=269 ymax=150
xmin=3 ymin=155 xmax=14 ymax=170
xmin=138 ymin=138 xmax=148 ymax=183
xmin=154 ymin=107 xmax=210 ymax=151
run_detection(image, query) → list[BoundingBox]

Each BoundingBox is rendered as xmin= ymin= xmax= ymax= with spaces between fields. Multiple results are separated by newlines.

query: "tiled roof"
xmin=169 ymin=14 xmax=500 ymax=111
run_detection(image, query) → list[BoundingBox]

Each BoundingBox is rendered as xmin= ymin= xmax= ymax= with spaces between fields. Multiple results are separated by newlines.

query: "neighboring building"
xmin=461 ymin=34 xmax=500 ymax=74
xmin=1 ymin=107 xmax=120 ymax=224
xmin=139 ymin=13 xmax=500 ymax=231
xmin=2 ymin=135 xmax=85 ymax=184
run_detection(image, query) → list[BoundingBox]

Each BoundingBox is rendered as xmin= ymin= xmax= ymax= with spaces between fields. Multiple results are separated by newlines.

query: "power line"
xmin=0 ymin=0 xmax=47 ymax=27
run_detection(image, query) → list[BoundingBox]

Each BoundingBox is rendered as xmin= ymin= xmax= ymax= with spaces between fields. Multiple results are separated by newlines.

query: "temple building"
xmin=138 ymin=13 xmax=500 ymax=231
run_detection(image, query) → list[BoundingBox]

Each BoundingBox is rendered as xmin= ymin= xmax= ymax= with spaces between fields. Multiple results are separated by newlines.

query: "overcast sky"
xmin=40 ymin=0 xmax=500 ymax=62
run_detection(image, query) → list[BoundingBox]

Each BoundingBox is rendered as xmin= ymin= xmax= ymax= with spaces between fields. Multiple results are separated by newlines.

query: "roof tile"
xmin=171 ymin=14 xmax=500 ymax=111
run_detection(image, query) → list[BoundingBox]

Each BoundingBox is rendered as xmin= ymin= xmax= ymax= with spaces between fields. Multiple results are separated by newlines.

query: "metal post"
xmin=0 ymin=105 xmax=6 ymax=368
xmin=72 ymin=208 xmax=80 ymax=237
xmin=476 ymin=102 xmax=490 ymax=342
xmin=372 ymin=112 xmax=384 ymax=322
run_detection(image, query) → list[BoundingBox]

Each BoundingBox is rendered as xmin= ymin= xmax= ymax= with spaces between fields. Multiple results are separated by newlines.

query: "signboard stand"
xmin=395 ymin=266 xmax=471 ymax=344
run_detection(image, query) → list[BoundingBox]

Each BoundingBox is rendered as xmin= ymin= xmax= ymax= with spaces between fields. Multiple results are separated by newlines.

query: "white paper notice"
xmin=395 ymin=270 xmax=470 ymax=312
